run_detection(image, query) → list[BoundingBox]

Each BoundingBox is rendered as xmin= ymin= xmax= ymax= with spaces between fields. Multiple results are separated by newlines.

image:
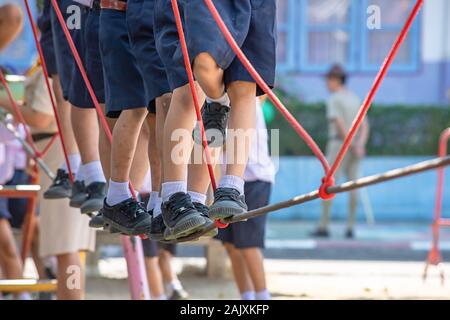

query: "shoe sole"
xmin=164 ymin=214 xmax=206 ymax=241
xmin=209 ymin=203 xmax=247 ymax=222
xmin=43 ymin=189 xmax=72 ymax=199
xmin=80 ymin=198 xmax=104 ymax=214
xmin=160 ymin=220 xmax=217 ymax=244
xmin=69 ymin=197 xmax=86 ymax=209
xmin=102 ymin=216 xmax=151 ymax=236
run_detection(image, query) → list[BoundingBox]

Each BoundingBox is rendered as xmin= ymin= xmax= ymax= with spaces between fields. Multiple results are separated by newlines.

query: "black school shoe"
xmin=192 ymin=101 xmax=230 ymax=147
xmin=89 ymin=212 xmax=121 ymax=234
xmin=80 ymin=182 xmax=106 ymax=214
xmin=209 ymin=187 xmax=248 ymax=221
xmin=148 ymin=212 xmax=166 ymax=241
xmin=69 ymin=180 xmax=86 ymax=208
xmin=161 ymin=192 xmax=206 ymax=241
xmin=193 ymin=202 xmax=218 ymax=238
xmin=43 ymin=169 xmax=72 ymax=199
xmin=101 ymin=198 xmax=151 ymax=235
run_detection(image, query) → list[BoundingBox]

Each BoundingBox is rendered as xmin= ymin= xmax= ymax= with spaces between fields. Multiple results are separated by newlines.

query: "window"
xmin=276 ymin=0 xmax=421 ymax=73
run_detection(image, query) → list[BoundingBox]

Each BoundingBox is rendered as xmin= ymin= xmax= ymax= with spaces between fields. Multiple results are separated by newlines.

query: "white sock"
xmin=60 ymin=153 xmax=81 ymax=175
xmin=171 ymin=279 xmax=183 ymax=292
xmin=241 ymin=291 xmax=255 ymax=300
xmin=153 ymin=294 xmax=167 ymax=300
xmin=76 ymin=165 xmax=84 ymax=182
xmin=188 ymin=191 xmax=207 ymax=205
xmin=206 ymin=93 xmax=230 ymax=107
xmin=147 ymin=191 xmax=159 ymax=211
xmin=153 ymin=197 xmax=162 ymax=217
xmin=83 ymin=161 xmax=106 ymax=186
xmin=255 ymin=289 xmax=271 ymax=300
xmin=106 ymin=179 xmax=132 ymax=206
xmin=218 ymin=175 xmax=245 ymax=195
xmin=161 ymin=181 xmax=187 ymax=203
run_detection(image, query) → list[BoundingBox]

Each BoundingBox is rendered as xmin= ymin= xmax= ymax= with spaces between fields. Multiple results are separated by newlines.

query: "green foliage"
xmin=266 ymin=90 xmax=450 ymax=156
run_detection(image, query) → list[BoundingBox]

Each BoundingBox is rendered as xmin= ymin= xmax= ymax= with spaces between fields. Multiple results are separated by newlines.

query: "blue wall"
xmin=277 ymin=61 xmax=450 ymax=106
xmin=269 ymin=156 xmax=450 ymax=222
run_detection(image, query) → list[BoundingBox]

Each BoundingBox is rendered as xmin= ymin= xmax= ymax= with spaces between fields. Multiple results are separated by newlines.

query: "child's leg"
xmin=223 ymin=243 xmax=255 ymax=300
xmin=224 ymin=81 xmax=256 ymax=178
xmin=0 ymin=218 xmax=23 ymax=280
xmin=0 ymin=4 xmax=23 ymax=50
xmin=241 ymin=247 xmax=270 ymax=299
xmin=108 ymin=108 xmax=148 ymax=203
xmin=129 ymin=120 xmax=150 ymax=192
xmin=56 ymin=252 xmax=83 ymax=300
xmin=162 ymin=84 xmax=199 ymax=184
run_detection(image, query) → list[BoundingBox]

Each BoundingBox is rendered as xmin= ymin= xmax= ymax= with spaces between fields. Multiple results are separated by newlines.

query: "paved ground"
xmin=85 ymin=221 xmax=450 ymax=300
xmin=86 ymin=257 xmax=450 ymax=300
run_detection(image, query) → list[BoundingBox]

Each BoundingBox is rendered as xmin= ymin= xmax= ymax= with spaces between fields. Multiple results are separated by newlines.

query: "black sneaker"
xmin=80 ymin=182 xmax=106 ymax=214
xmin=69 ymin=180 xmax=86 ymax=208
xmin=148 ymin=212 xmax=166 ymax=241
xmin=43 ymin=169 xmax=72 ymax=199
xmin=89 ymin=212 xmax=122 ymax=233
xmin=89 ymin=212 xmax=105 ymax=229
xmin=209 ymin=188 xmax=247 ymax=222
xmin=192 ymin=101 xmax=230 ymax=147
xmin=161 ymin=193 xmax=206 ymax=241
xmin=310 ymin=228 xmax=330 ymax=238
xmin=193 ymin=202 xmax=218 ymax=238
xmin=169 ymin=288 xmax=189 ymax=300
xmin=101 ymin=198 xmax=152 ymax=236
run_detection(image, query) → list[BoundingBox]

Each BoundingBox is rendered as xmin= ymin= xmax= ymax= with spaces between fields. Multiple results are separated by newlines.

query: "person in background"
xmin=158 ymin=244 xmax=189 ymax=300
xmin=216 ymin=96 xmax=275 ymax=300
xmin=0 ymin=124 xmax=30 ymax=300
xmin=311 ymin=64 xmax=369 ymax=239
xmin=0 ymin=3 xmax=23 ymax=51
xmin=0 ymin=63 xmax=96 ymax=299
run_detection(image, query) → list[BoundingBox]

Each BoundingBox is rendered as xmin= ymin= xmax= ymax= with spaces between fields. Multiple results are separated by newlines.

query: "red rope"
xmin=202 ymin=0 xmax=330 ymax=175
xmin=50 ymin=0 xmax=138 ymax=199
xmin=171 ymin=0 xmax=227 ymax=229
xmin=23 ymin=0 xmax=74 ymax=182
xmin=0 ymin=69 xmax=39 ymax=155
xmin=321 ymin=0 xmax=424 ymax=197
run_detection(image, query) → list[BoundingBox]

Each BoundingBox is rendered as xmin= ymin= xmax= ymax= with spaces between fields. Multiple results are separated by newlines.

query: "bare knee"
xmin=227 ymin=81 xmax=256 ymax=103
xmin=193 ymin=52 xmax=219 ymax=76
xmin=2 ymin=4 xmax=23 ymax=27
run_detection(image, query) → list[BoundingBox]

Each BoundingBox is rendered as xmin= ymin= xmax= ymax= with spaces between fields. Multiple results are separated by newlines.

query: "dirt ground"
xmin=84 ymin=257 xmax=450 ymax=300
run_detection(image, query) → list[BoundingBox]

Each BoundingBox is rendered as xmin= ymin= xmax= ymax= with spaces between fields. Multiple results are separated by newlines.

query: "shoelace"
xmin=166 ymin=195 xmax=195 ymax=219
xmin=214 ymin=188 xmax=241 ymax=202
xmin=203 ymin=104 xmax=229 ymax=130
xmin=53 ymin=170 xmax=69 ymax=185
xmin=193 ymin=203 xmax=209 ymax=217
xmin=121 ymin=200 xmax=146 ymax=219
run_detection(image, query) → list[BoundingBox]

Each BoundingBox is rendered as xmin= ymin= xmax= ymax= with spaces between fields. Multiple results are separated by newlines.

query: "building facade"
xmin=276 ymin=0 xmax=450 ymax=106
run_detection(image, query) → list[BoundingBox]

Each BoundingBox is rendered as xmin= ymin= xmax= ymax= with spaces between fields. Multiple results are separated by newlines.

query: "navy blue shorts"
xmin=69 ymin=6 xmax=105 ymax=108
xmin=99 ymin=9 xmax=146 ymax=117
xmin=127 ymin=0 xmax=170 ymax=109
xmin=154 ymin=0 xmax=188 ymax=91
xmin=141 ymin=240 xmax=177 ymax=257
xmin=216 ymin=181 xmax=271 ymax=249
xmin=184 ymin=0 xmax=276 ymax=95
xmin=38 ymin=0 xmax=57 ymax=76
xmin=50 ymin=0 xmax=78 ymax=99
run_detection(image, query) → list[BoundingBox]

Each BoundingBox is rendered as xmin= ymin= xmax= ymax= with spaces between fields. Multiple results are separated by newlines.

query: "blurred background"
xmin=1 ymin=0 xmax=449 ymax=299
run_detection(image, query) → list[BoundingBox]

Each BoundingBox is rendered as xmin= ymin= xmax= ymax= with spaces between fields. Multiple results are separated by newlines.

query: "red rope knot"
xmin=215 ymin=220 xmax=229 ymax=229
xmin=319 ymin=177 xmax=335 ymax=200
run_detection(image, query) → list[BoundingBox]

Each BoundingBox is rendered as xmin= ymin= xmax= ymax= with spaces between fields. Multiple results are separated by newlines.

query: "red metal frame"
xmin=424 ymin=128 xmax=450 ymax=283
xmin=0 ymin=164 xmax=39 ymax=265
